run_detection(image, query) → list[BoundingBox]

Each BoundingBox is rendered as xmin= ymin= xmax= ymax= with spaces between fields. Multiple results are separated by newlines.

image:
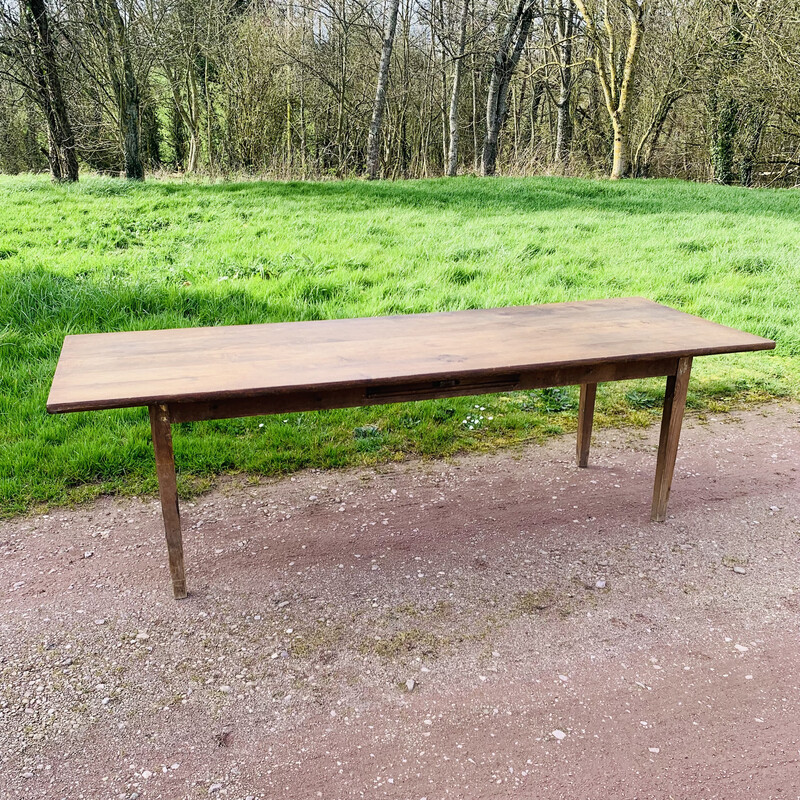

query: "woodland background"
xmin=1 ymin=0 xmax=799 ymax=185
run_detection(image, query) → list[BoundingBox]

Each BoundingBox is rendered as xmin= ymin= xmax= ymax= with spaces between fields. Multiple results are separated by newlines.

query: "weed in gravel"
xmin=362 ymin=628 xmax=444 ymax=660
xmin=515 ymin=588 xmax=556 ymax=614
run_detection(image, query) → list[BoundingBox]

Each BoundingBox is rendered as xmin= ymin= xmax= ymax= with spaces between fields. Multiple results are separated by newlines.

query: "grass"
xmin=0 ymin=174 xmax=797 ymax=516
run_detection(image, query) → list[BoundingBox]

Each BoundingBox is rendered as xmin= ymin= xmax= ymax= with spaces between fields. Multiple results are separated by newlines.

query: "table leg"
xmin=149 ymin=404 xmax=187 ymax=599
xmin=577 ymin=383 xmax=597 ymax=468
xmin=651 ymin=357 xmax=693 ymax=522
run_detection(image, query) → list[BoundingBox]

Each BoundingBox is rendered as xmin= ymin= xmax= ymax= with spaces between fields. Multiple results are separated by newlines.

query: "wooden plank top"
xmin=47 ymin=297 xmax=774 ymax=413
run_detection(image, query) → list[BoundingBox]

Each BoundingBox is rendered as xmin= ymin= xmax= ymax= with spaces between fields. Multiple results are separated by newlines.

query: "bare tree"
xmin=551 ymin=0 xmax=577 ymax=165
xmin=365 ymin=0 xmax=400 ymax=179
xmin=706 ymin=0 xmax=767 ymax=185
xmin=92 ymin=0 xmax=144 ymax=179
xmin=446 ymin=0 xmax=469 ymax=175
xmin=1 ymin=0 xmax=799 ymax=184
xmin=482 ymin=0 xmax=537 ymax=176
xmin=572 ymin=0 xmax=649 ymax=179
xmin=1 ymin=0 xmax=79 ymax=180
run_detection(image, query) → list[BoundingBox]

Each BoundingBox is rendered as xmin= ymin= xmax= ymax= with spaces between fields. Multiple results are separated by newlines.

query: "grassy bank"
xmin=0 ymin=174 xmax=797 ymax=516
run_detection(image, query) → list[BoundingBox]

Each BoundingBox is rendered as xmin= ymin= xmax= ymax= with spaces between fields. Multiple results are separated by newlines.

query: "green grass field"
xmin=1 ymin=174 xmax=797 ymax=516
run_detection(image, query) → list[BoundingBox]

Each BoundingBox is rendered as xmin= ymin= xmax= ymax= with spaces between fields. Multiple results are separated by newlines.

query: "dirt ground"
xmin=1 ymin=403 xmax=799 ymax=800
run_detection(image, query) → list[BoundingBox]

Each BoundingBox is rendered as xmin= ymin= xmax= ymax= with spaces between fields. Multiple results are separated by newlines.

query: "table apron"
xmin=166 ymin=356 xmax=681 ymax=424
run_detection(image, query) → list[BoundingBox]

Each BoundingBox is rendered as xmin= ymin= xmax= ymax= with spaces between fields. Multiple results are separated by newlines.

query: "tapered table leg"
xmin=577 ymin=383 xmax=597 ymax=468
xmin=149 ymin=404 xmax=187 ymax=599
xmin=651 ymin=357 xmax=692 ymax=522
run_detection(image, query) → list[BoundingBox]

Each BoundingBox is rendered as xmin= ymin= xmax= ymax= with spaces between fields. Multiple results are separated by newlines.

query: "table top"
xmin=47 ymin=297 xmax=775 ymax=413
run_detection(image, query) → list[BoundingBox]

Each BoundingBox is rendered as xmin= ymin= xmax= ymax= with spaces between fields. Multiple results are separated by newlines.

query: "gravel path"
xmin=1 ymin=403 xmax=799 ymax=799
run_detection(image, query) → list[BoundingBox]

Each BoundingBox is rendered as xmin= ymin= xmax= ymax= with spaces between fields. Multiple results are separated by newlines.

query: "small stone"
xmin=208 ymin=785 xmax=222 ymax=794
xmin=136 ymin=631 xmax=149 ymax=640
xmin=558 ymin=674 xmax=568 ymax=682
xmin=595 ymin=579 xmax=606 ymax=589
xmin=405 ymin=679 xmax=416 ymax=692
xmin=94 ymin=618 xmax=106 ymax=625
xmin=735 ymin=644 xmax=749 ymax=653
xmin=280 ymin=650 xmax=289 ymax=658
xmin=552 ymin=729 xmax=566 ymax=740
xmin=733 ymin=566 xmax=746 ymax=575
xmin=649 ymin=747 xmax=660 ymax=754
xmin=277 ymin=601 xmax=290 ymax=608
xmin=141 ymin=771 xmax=153 ymax=779
xmin=84 ymin=551 xmax=94 ymax=559
xmin=218 ymin=685 xmax=231 ymax=693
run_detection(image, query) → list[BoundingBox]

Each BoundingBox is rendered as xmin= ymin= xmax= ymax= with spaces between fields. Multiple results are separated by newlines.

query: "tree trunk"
xmin=610 ymin=113 xmax=627 ymax=180
xmin=94 ymin=0 xmax=144 ymax=180
xmin=366 ymin=0 xmax=401 ymax=179
xmin=709 ymin=94 xmax=737 ymax=185
xmin=554 ymin=94 xmax=572 ymax=164
xmin=165 ymin=62 xmax=200 ymax=174
xmin=572 ymin=0 xmax=646 ymax=181
xmin=22 ymin=0 xmax=78 ymax=182
xmin=553 ymin=0 xmax=574 ymax=165
xmin=447 ymin=0 xmax=470 ymax=176
xmin=438 ymin=0 xmax=448 ymax=171
xmin=739 ymin=105 xmax=767 ymax=187
xmin=708 ymin=0 xmax=746 ymax=185
xmin=482 ymin=0 xmax=536 ymax=176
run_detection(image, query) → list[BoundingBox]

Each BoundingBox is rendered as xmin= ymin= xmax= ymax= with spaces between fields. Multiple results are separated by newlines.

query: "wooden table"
xmin=47 ymin=297 xmax=774 ymax=599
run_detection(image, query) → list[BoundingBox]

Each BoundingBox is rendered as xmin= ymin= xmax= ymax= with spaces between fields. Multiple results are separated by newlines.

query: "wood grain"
xmin=651 ymin=357 xmax=693 ymax=522
xmin=47 ymin=298 xmax=774 ymax=414
xmin=149 ymin=405 xmax=187 ymax=599
xmin=577 ymin=383 xmax=597 ymax=468
xmin=166 ymin=358 xmax=681 ymax=423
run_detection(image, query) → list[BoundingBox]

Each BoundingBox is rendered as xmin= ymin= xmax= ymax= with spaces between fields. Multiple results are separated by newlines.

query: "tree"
xmin=572 ymin=0 xmax=649 ymax=179
xmin=549 ymin=0 xmax=577 ymax=165
xmin=365 ymin=0 xmax=400 ymax=179
xmin=446 ymin=0 xmax=469 ymax=175
xmin=92 ymin=0 xmax=144 ymax=179
xmin=0 ymin=0 xmax=79 ymax=180
xmin=706 ymin=0 xmax=767 ymax=185
xmin=482 ymin=0 xmax=537 ymax=176
xmin=1 ymin=0 xmax=798 ymax=184
xmin=628 ymin=0 xmax=707 ymax=177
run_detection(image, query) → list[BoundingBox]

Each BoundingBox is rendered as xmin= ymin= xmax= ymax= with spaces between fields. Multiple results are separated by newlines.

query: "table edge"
xmin=46 ymin=340 xmax=776 ymax=414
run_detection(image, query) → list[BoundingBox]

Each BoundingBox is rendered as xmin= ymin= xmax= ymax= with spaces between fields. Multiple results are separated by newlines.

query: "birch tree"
xmin=365 ymin=0 xmax=400 ymax=178
xmin=446 ymin=0 xmax=469 ymax=175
